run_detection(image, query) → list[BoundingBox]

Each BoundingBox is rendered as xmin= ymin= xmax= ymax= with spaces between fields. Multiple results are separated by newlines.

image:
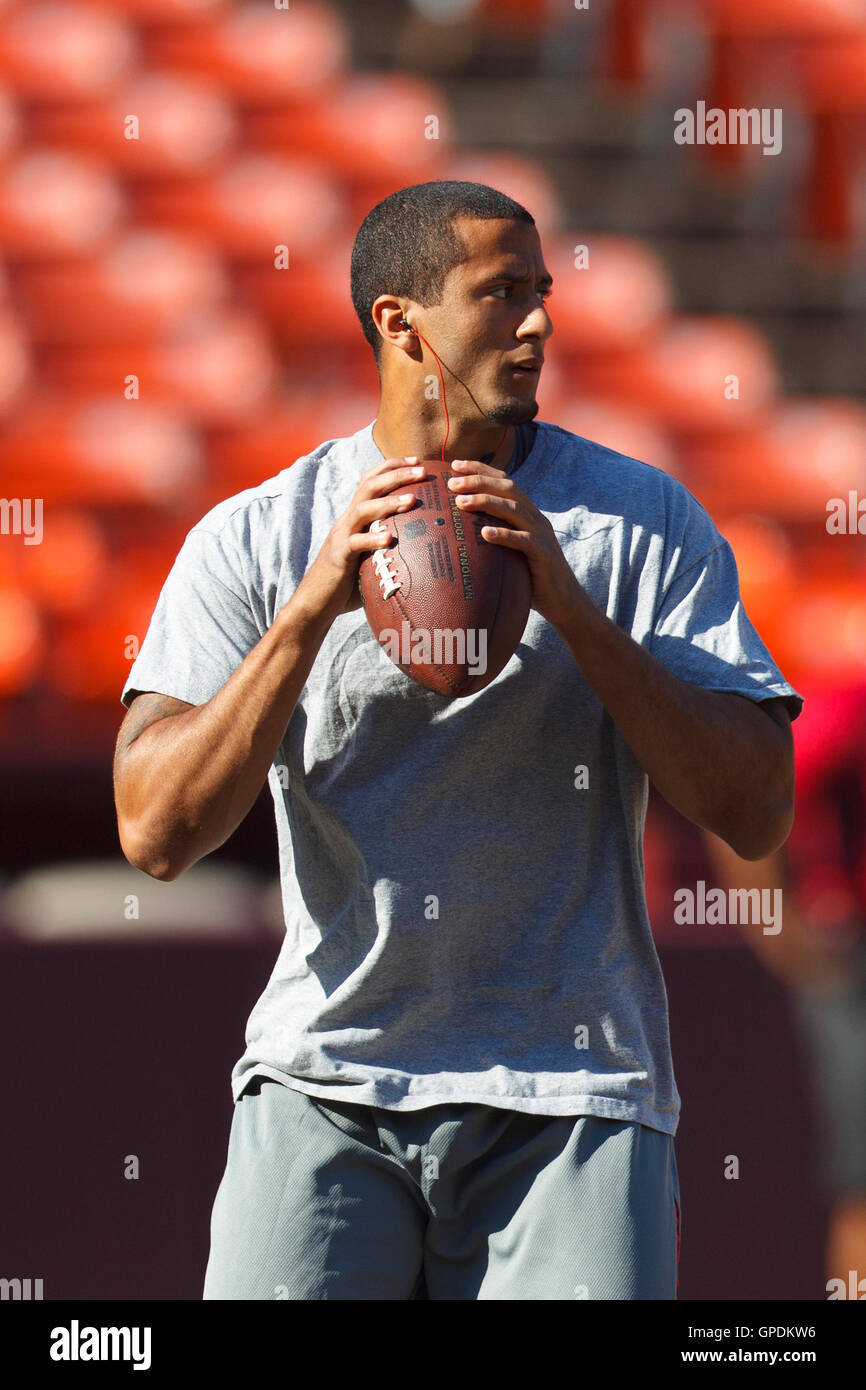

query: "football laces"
xmin=370 ymin=519 xmax=401 ymax=599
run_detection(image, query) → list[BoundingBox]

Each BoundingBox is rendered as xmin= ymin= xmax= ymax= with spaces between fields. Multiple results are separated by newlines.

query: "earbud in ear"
xmin=399 ymin=318 xmax=415 ymax=333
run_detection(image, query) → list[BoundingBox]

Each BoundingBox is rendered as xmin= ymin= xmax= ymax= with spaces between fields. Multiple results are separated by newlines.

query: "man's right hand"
xmin=292 ymin=456 xmax=428 ymax=623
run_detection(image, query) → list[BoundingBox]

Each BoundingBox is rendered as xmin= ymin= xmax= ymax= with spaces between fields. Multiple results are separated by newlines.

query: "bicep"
xmin=755 ymin=696 xmax=793 ymax=734
xmin=730 ymin=693 xmax=793 ymax=741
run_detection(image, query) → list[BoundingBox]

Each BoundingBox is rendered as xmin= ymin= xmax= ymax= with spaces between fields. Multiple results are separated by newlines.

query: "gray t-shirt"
xmin=120 ymin=419 xmax=802 ymax=1133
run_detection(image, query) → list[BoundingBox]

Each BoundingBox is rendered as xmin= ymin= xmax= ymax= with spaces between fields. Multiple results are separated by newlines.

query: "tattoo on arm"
xmin=115 ymin=693 xmax=193 ymax=759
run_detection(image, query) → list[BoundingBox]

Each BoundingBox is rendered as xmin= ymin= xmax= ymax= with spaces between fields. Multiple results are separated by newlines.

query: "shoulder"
xmin=531 ymin=420 xmax=717 ymax=542
xmin=533 ymin=420 xmax=683 ymax=493
xmin=190 ymin=433 xmax=348 ymax=542
xmin=162 ymin=427 xmax=370 ymax=600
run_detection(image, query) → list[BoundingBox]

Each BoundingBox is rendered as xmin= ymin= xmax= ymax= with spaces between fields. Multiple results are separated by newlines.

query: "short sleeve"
xmin=650 ymin=535 xmax=803 ymax=722
xmin=120 ymin=526 xmax=262 ymax=709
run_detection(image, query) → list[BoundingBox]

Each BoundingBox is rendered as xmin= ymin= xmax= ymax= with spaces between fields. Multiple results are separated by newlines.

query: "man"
xmin=113 ymin=181 xmax=801 ymax=1300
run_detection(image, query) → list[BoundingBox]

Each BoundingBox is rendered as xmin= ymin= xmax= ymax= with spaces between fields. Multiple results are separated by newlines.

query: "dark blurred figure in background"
xmin=704 ymin=673 xmax=866 ymax=1292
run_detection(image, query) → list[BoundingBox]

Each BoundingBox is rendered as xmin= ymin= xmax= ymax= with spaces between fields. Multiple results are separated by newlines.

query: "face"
xmin=412 ymin=216 xmax=554 ymax=427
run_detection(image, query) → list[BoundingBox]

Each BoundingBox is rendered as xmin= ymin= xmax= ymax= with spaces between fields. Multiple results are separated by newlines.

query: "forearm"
xmin=116 ymin=595 xmax=333 ymax=879
xmin=555 ymin=581 xmax=794 ymax=859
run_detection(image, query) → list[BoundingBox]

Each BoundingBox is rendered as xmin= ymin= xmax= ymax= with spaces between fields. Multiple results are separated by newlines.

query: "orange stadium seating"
xmin=0 ymin=0 xmax=860 ymax=714
xmin=131 ymin=154 xmax=348 ymax=256
xmin=542 ymin=233 xmax=672 ymax=352
xmin=0 ymin=397 xmax=204 ymax=505
xmin=683 ymin=397 xmax=866 ymax=518
xmin=14 ymin=507 xmax=110 ymax=618
xmin=15 ymin=231 xmax=228 ymax=343
xmin=713 ymin=513 xmax=797 ymax=653
xmin=142 ymin=1 xmax=348 ymax=101
xmin=49 ymin=550 xmax=186 ymax=701
xmin=0 ymin=584 xmax=45 ymax=696
xmin=28 ymin=72 xmax=238 ymax=173
xmin=543 ymin=398 xmax=681 ymax=477
xmin=48 ymin=310 xmax=277 ymax=425
xmin=566 ymin=315 xmax=780 ymax=431
xmin=0 ymin=307 xmax=30 ymax=410
xmin=0 ymin=3 xmax=137 ymax=97
xmin=0 ymin=151 xmax=126 ymax=253
xmin=442 ymin=150 xmax=564 ymax=240
xmin=775 ymin=573 xmax=866 ymax=685
xmin=797 ymin=39 xmax=866 ymax=241
xmin=244 ymin=73 xmax=454 ymax=187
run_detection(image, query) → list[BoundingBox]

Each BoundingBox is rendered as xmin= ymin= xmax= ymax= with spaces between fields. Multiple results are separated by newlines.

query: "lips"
xmin=510 ymin=358 xmax=543 ymax=373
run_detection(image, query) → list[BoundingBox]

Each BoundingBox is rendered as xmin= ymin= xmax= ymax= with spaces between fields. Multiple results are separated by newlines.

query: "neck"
xmin=372 ymin=392 xmax=515 ymax=469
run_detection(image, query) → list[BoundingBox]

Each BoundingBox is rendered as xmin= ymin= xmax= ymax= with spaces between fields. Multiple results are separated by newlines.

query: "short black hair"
xmin=350 ymin=180 xmax=535 ymax=369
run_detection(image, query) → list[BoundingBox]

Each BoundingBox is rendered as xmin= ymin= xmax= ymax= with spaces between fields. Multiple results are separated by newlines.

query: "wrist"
xmin=280 ymin=585 xmax=340 ymax=642
xmin=547 ymin=569 xmax=594 ymax=642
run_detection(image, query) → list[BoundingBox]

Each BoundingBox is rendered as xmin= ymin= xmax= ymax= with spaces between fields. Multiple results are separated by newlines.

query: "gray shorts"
xmin=202 ymin=1077 xmax=681 ymax=1300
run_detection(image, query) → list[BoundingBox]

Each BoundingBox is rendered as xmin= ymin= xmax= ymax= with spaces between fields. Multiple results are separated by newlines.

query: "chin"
xmin=486 ymin=397 xmax=539 ymax=426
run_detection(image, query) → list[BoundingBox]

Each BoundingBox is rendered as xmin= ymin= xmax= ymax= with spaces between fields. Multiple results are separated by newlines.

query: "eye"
xmin=490 ymin=284 xmax=553 ymax=302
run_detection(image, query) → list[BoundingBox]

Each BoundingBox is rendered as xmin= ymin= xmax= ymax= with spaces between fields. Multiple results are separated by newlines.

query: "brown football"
xmin=358 ymin=462 xmax=532 ymax=698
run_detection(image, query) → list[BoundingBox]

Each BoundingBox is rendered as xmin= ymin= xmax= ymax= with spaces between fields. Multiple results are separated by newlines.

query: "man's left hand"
xmin=447 ymin=458 xmax=580 ymax=631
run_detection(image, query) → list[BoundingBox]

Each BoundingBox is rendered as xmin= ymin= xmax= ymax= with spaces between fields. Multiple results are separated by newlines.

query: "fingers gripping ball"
xmin=358 ymin=463 xmax=531 ymax=698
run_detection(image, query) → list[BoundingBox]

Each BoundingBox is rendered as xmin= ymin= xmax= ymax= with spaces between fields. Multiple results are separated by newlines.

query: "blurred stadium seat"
xmin=49 ymin=542 xmax=191 ymax=701
xmin=143 ymin=1 xmax=348 ymax=101
xmin=0 ymin=584 xmax=45 ymax=695
xmin=0 ymin=151 xmax=125 ymax=253
xmin=0 ymin=397 xmax=203 ymax=504
xmin=442 ymin=150 xmax=565 ymax=238
xmin=543 ymin=232 xmax=672 ymax=353
xmin=28 ymin=71 xmax=237 ymax=173
xmin=16 ymin=507 xmax=110 ymax=618
xmin=685 ymin=397 xmax=866 ymax=517
xmin=0 ymin=307 xmax=30 ymax=410
xmin=237 ymin=233 xmax=361 ymax=343
xmin=0 ymin=2 xmax=137 ymax=97
xmin=207 ymin=385 xmax=381 ymax=494
xmin=0 ymin=82 xmax=20 ymax=156
xmin=50 ymin=310 xmax=277 ymax=424
xmin=777 ymin=574 xmax=866 ymax=685
xmin=714 ymin=513 xmax=797 ymax=660
xmin=572 ymin=314 xmax=779 ymax=430
xmin=16 ymin=230 xmax=228 ymax=343
xmin=133 ymin=154 xmax=348 ymax=257
xmin=247 ymin=73 xmax=453 ymax=189
xmin=699 ymin=0 xmax=866 ymax=42
xmin=87 ymin=0 xmax=234 ymax=20
xmin=797 ymin=39 xmax=866 ymax=242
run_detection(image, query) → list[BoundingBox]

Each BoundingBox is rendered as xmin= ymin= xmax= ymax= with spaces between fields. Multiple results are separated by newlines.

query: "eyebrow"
xmin=476 ymin=264 xmax=554 ymax=289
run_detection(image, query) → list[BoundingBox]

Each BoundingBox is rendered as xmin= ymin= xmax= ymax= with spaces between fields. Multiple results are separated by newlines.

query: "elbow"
xmin=118 ymin=822 xmax=182 ymax=882
xmin=720 ymin=780 xmax=795 ymax=862
xmin=690 ymin=699 xmax=796 ymax=861
xmin=142 ymin=858 xmax=183 ymax=883
xmin=726 ymin=715 xmax=796 ymax=859
xmin=725 ymin=804 xmax=793 ymax=861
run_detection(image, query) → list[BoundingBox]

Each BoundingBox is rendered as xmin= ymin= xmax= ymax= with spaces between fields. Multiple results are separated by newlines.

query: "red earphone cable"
xmin=413 ymin=328 xmax=450 ymax=462
xmin=412 ymin=326 xmax=508 ymax=466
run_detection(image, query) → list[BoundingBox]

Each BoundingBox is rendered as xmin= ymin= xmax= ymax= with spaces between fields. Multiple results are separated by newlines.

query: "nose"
xmin=517 ymin=297 xmax=553 ymax=344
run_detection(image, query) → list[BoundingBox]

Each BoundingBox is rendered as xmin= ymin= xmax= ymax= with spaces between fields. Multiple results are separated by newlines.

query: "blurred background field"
xmin=1 ymin=0 xmax=866 ymax=1299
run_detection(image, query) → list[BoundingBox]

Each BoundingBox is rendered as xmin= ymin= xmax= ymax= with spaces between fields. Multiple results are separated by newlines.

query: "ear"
xmin=371 ymin=296 xmax=418 ymax=352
